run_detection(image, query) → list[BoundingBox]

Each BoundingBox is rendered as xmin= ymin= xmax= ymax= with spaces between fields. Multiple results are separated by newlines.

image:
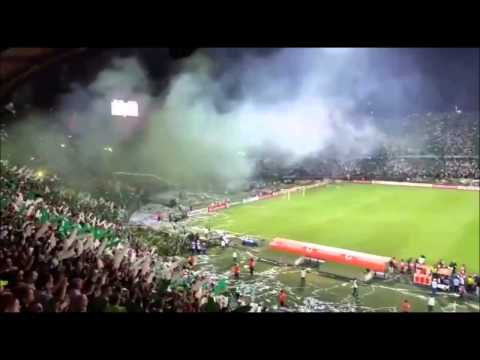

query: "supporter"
xmin=106 ymin=293 xmax=126 ymax=312
xmin=475 ymin=275 xmax=480 ymax=297
xmin=431 ymin=278 xmax=438 ymax=296
xmin=0 ymin=292 xmax=21 ymax=312
xmin=301 ymin=268 xmax=307 ymax=285
xmin=418 ymin=255 xmax=426 ymax=265
xmin=1 ymin=130 xmax=478 ymax=314
xmin=278 ymin=289 xmax=288 ymax=307
xmin=400 ymin=299 xmax=411 ymax=313
xmin=28 ymin=302 xmax=44 ymax=313
xmin=18 ymin=287 xmax=35 ymax=312
xmin=352 ymin=279 xmax=359 ymax=297
xmin=70 ymin=294 xmax=88 ymax=312
xmin=248 ymin=257 xmax=256 ymax=276
xmin=232 ymin=264 xmax=240 ymax=280
xmin=88 ymin=285 xmax=111 ymax=312
xmin=452 ymin=276 xmax=460 ymax=293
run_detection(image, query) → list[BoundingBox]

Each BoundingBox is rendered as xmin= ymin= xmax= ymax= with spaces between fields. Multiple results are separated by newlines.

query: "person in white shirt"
xmin=216 ymin=294 xmax=229 ymax=311
xmin=232 ymin=251 xmax=237 ymax=263
xmin=301 ymin=269 xmax=307 ymax=285
xmin=427 ymin=296 xmax=435 ymax=312
xmin=418 ymin=255 xmax=426 ymax=265
xmin=352 ymin=279 xmax=359 ymax=297
xmin=431 ymin=278 xmax=438 ymax=296
xmin=220 ymin=238 xmax=226 ymax=249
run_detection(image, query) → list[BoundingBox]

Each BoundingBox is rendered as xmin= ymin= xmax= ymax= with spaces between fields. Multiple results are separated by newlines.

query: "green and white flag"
xmin=214 ymin=278 xmax=228 ymax=295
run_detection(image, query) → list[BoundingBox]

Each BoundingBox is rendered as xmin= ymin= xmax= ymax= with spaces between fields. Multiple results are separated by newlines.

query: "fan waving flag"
xmin=58 ymin=217 xmax=74 ymax=238
xmin=40 ymin=209 xmax=50 ymax=224
xmin=214 ymin=278 xmax=228 ymax=295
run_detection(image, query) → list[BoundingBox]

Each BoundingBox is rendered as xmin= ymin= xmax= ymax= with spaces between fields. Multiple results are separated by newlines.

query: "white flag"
xmin=26 ymin=205 xmax=36 ymax=218
xmin=97 ymin=239 xmax=108 ymax=257
xmin=35 ymin=223 xmax=49 ymax=240
xmin=141 ymin=257 xmax=151 ymax=276
xmin=46 ymin=233 xmax=57 ymax=253
xmin=64 ymin=229 xmax=78 ymax=249
xmin=75 ymin=239 xmax=84 ymax=257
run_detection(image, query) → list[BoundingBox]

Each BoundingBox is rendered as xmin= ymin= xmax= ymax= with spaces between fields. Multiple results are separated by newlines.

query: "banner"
xmin=371 ymin=180 xmax=432 ymax=188
xmin=456 ymin=185 xmax=480 ymax=191
xmin=208 ymin=201 xmax=230 ymax=213
xmin=258 ymin=191 xmax=280 ymax=200
xmin=432 ymin=184 xmax=459 ymax=190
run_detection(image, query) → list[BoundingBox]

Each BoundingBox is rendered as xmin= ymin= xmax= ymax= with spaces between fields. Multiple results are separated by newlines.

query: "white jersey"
xmin=428 ymin=297 xmax=435 ymax=306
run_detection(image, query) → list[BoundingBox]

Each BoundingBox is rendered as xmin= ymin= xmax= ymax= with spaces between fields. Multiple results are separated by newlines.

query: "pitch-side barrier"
xmin=351 ymin=179 xmax=479 ymax=191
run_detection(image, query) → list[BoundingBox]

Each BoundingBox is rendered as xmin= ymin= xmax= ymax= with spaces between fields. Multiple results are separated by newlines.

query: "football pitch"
xmin=205 ymin=184 xmax=480 ymax=272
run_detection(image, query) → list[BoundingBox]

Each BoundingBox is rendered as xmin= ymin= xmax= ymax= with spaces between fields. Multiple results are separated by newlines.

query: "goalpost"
xmin=286 ymin=186 xmax=306 ymax=200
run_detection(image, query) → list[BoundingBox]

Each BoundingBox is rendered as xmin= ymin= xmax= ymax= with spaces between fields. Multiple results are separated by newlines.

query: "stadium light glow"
xmin=111 ymin=99 xmax=139 ymax=117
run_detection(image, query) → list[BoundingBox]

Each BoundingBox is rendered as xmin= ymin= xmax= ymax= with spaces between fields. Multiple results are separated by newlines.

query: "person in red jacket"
xmin=248 ymin=257 xmax=256 ymax=276
xmin=279 ymin=289 xmax=288 ymax=307
xmin=400 ymin=299 xmax=411 ymax=313
xmin=232 ymin=264 xmax=240 ymax=280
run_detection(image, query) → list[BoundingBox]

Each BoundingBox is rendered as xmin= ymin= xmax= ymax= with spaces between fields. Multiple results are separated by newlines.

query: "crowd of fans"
xmin=1 ymin=112 xmax=479 ymax=313
xmin=0 ymin=161 xmax=254 ymax=313
xmin=280 ymin=112 xmax=480 ymax=182
xmin=391 ymin=256 xmax=480 ymax=299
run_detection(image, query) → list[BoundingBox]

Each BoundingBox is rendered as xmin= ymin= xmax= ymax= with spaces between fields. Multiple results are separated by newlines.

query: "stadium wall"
xmin=353 ymin=180 xmax=479 ymax=191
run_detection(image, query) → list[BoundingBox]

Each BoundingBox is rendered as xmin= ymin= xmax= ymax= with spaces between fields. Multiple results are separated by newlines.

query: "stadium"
xmin=0 ymin=48 xmax=479 ymax=313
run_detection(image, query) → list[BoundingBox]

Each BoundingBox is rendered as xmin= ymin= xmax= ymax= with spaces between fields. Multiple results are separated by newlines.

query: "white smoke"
xmin=5 ymin=48 xmax=403 ymax=190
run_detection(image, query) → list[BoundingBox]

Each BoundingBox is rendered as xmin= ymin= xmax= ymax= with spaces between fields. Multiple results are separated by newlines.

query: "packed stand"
xmin=0 ymin=161 xmax=252 ymax=313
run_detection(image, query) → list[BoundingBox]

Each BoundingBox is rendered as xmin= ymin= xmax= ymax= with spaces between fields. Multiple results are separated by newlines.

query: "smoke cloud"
xmin=3 ymin=48 xmax=444 ymax=192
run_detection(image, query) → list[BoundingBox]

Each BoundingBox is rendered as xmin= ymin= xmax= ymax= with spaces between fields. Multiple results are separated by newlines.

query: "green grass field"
xmin=205 ymin=184 xmax=479 ymax=272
